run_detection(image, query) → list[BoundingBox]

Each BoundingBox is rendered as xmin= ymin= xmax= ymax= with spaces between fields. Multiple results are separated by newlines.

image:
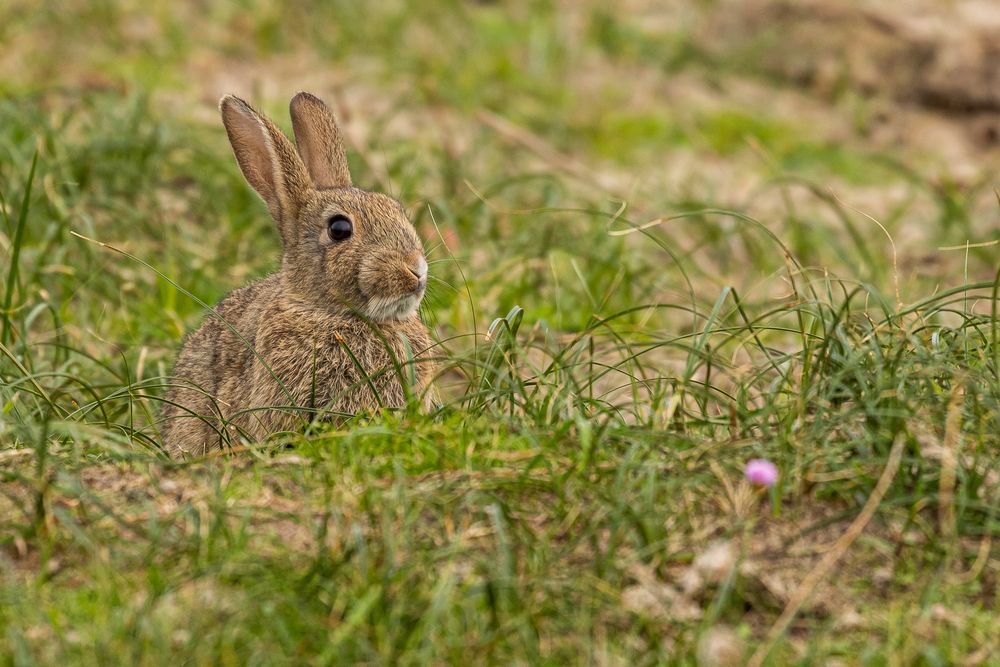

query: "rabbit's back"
xmin=161 ymin=275 xmax=281 ymax=455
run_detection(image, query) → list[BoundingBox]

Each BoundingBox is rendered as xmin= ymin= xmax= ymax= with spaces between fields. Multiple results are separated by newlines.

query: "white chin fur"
xmin=364 ymin=293 xmax=422 ymax=322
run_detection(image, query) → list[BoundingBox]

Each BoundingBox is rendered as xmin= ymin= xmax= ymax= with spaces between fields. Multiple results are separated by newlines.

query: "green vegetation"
xmin=2 ymin=1 xmax=998 ymax=664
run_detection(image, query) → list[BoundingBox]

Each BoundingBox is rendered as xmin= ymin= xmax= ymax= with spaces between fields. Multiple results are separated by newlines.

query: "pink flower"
xmin=745 ymin=459 xmax=778 ymax=487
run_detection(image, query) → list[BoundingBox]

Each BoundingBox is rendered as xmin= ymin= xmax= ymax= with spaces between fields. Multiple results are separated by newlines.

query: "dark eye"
xmin=327 ymin=214 xmax=353 ymax=242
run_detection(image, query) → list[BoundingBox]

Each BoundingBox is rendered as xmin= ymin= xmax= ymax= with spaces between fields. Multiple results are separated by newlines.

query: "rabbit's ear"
xmin=220 ymin=95 xmax=310 ymax=236
xmin=289 ymin=92 xmax=352 ymax=189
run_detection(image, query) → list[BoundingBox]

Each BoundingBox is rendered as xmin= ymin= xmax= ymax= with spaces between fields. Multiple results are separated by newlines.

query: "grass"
xmin=2 ymin=1 xmax=1000 ymax=665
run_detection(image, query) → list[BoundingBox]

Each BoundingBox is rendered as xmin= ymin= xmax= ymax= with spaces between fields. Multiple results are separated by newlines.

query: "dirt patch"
xmin=0 ymin=453 xmax=322 ymax=576
xmin=705 ymin=0 xmax=1000 ymax=121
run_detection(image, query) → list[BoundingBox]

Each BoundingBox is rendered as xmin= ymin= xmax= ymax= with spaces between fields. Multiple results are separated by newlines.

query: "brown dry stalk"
xmin=939 ymin=383 xmax=965 ymax=543
xmin=476 ymin=109 xmax=617 ymax=194
xmin=709 ymin=459 xmax=738 ymax=511
xmin=747 ymin=431 xmax=906 ymax=667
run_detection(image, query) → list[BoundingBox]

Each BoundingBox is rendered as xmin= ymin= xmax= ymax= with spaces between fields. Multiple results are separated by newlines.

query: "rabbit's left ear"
xmin=289 ymin=92 xmax=352 ymax=189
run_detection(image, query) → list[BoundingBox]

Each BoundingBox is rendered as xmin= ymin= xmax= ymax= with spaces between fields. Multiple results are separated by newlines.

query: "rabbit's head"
xmin=220 ymin=92 xmax=427 ymax=322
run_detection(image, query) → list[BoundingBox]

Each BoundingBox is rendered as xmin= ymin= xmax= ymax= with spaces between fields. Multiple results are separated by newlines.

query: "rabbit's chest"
xmin=264 ymin=322 xmax=424 ymax=376
xmin=311 ymin=330 xmax=426 ymax=409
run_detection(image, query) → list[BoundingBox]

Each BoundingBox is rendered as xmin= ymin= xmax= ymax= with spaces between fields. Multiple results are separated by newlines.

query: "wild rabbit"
xmin=161 ymin=92 xmax=434 ymax=456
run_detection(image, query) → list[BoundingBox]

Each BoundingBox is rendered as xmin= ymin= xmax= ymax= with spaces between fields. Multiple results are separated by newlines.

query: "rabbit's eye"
xmin=328 ymin=214 xmax=353 ymax=242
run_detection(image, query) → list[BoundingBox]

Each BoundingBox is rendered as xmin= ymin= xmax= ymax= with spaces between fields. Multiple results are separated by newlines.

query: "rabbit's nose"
xmin=407 ymin=254 xmax=428 ymax=286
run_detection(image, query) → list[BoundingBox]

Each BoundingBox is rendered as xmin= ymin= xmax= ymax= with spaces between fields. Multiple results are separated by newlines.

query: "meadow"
xmin=2 ymin=1 xmax=999 ymax=664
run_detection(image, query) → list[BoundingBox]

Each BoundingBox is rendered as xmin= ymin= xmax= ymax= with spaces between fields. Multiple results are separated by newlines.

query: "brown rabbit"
xmin=161 ymin=92 xmax=434 ymax=456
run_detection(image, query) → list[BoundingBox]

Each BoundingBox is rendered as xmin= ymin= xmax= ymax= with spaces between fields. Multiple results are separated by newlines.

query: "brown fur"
xmin=160 ymin=92 xmax=434 ymax=456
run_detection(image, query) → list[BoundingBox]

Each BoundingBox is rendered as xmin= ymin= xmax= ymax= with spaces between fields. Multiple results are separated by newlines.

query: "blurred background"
xmin=3 ymin=1 xmax=998 ymax=357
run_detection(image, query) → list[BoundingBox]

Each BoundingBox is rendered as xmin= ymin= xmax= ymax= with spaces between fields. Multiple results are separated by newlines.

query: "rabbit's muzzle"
xmin=358 ymin=249 xmax=428 ymax=322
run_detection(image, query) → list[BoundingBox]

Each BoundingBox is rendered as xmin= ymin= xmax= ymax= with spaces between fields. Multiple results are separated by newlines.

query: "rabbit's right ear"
xmin=220 ymin=95 xmax=310 ymax=239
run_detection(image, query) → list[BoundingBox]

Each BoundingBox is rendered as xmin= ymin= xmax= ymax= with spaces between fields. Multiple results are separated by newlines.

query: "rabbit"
xmin=160 ymin=92 xmax=435 ymax=457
